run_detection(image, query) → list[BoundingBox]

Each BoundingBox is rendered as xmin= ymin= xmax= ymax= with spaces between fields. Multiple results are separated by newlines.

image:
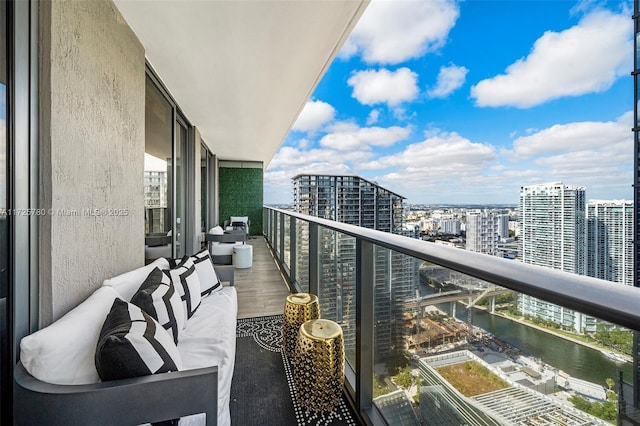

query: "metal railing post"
xmin=356 ymin=239 xmax=374 ymax=414
xmin=279 ymin=212 xmax=285 ymax=261
xmin=309 ymin=223 xmax=319 ymax=296
xmin=263 ymin=207 xmax=268 ymax=240
xmin=272 ymin=211 xmax=278 ymax=254
xmin=290 ymin=217 xmax=297 ymax=289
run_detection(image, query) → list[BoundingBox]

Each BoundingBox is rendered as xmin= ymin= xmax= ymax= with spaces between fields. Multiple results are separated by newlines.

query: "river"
xmin=436 ymin=302 xmax=633 ymax=387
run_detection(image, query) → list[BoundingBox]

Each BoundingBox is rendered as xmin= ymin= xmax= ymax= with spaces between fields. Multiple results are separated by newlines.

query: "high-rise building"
xmin=497 ymin=213 xmax=510 ymax=241
xmin=518 ymin=182 xmax=588 ymax=332
xmin=292 ymin=174 xmax=419 ymax=359
xmin=587 ymin=200 xmax=634 ymax=286
xmin=439 ymin=218 xmax=461 ymax=235
xmin=465 ymin=210 xmax=501 ymax=256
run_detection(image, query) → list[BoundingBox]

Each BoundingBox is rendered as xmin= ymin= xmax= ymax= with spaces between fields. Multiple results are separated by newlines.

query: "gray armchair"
xmin=223 ymin=216 xmax=250 ymax=236
xmin=205 ymin=232 xmax=246 ymax=265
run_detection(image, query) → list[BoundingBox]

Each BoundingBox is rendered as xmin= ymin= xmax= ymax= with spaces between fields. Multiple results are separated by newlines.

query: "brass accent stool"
xmin=282 ymin=293 xmax=319 ymax=357
xmin=294 ymin=319 xmax=344 ymax=413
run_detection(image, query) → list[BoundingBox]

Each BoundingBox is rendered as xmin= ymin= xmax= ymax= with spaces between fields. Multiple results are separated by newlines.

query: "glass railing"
xmin=263 ymin=206 xmax=640 ymax=426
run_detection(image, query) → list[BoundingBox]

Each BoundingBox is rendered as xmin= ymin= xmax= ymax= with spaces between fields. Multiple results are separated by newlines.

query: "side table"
xmin=282 ymin=293 xmax=319 ymax=357
xmin=232 ymin=244 xmax=252 ymax=268
xmin=294 ymin=319 xmax=344 ymax=413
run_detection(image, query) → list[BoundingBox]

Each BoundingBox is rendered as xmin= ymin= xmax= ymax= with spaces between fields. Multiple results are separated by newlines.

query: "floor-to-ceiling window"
xmin=175 ymin=119 xmax=188 ymax=258
xmin=201 ymin=143 xmax=213 ymax=242
xmin=144 ymin=70 xmax=194 ymax=261
xmin=0 ymin=2 xmax=8 ymax=422
xmin=144 ymin=75 xmax=173 ymax=261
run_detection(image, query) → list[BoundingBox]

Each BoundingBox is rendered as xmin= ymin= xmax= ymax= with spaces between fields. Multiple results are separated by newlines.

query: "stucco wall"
xmin=40 ymin=0 xmax=145 ymax=324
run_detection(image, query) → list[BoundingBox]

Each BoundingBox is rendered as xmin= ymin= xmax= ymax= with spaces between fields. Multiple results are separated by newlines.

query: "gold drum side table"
xmin=282 ymin=293 xmax=320 ymax=357
xmin=294 ymin=319 xmax=344 ymax=413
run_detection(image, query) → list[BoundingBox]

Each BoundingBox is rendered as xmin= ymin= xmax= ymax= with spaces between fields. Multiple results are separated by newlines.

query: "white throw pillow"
xmin=167 ymin=257 xmax=202 ymax=325
xmin=190 ymin=249 xmax=222 ymax=297
xmin=102 ymin=257 xmax=170 ymax=301
xmin=20 ymin=286 xmax=120 ymax=385
xmin=208 ymin=226 xmax=224 ymax=235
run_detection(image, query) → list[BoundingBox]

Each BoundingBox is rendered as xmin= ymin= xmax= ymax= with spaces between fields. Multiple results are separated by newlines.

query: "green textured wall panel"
xmin=218 ymin=167 xmax=263 ymax=235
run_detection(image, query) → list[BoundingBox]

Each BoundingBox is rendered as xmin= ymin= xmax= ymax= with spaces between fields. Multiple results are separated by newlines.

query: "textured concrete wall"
xmin=40 ymin=0 xmax=145 ymax=324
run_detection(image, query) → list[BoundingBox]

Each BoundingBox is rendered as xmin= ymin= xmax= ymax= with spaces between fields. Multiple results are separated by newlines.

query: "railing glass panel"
xmin=284 ymin=215 xmax=291 ymax=268
xmin=295 ymin=219 xmax=309 ymax=293
xmin=263 ymin=207 xmax=640 ymax=426
xmin=317 ymin=227 xmax=357 ymax=369
xmin=371 ymin=256 xmax=633 ymax=425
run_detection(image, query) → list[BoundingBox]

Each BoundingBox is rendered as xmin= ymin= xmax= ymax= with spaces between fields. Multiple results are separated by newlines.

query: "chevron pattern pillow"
xmin=95 ymin=299 xmax=182 ymax=381
xmin=131 ymin=267 xmax=184 ymax=344
xmin=167 ymin=257 xmax=202 ymax=322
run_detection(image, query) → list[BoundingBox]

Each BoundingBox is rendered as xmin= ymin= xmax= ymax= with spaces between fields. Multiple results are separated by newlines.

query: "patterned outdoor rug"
xmin=230 ymin=315 xmax=358 ymax=426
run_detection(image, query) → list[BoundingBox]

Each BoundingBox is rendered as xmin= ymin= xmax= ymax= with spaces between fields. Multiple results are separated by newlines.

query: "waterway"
xmin=437 ymin=302 xmax=633 ymax=388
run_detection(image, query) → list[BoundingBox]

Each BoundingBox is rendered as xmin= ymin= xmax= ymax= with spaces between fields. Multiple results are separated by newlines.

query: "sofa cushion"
xmin=102 ymin=257 xmax=170 ymax=302
xmin=95 ymin=299 xmax=182 ymax=381
xmin=167 ymin=257 xmax=202 ymax=323
xmin=178 ymin=286 xmax=237 ymax=426
xmin=190 ymin=249 xmax=221 ymax=297
xmin=131 ymin=267 xmax=185 ymax=344
xmin=20 ymin=286 xmax=120 ymax=385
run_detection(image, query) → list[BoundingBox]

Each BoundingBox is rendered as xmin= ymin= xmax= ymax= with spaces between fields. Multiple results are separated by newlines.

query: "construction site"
xmin=403 ymin=306 xmax=479 ymax=355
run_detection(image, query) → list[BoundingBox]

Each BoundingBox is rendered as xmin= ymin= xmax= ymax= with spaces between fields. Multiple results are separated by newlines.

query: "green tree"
xmin=395 ymin=366 xmax=413 ymax=389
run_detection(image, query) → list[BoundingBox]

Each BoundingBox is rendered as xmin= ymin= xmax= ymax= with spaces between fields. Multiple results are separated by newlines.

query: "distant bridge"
xmin=404 ymin=287 xmax=510 ymax=310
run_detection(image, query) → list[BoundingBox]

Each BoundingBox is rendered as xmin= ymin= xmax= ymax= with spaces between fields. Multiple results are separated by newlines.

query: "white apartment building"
xmin=439 ymin=218 xmax=461 ymax=235
xmin=465 ymin=210 xmax=501 ymax=256
xmin=518 ymin=183 xmax=589 ymax=332
xmin=587 ymin=200 xmax=634 ymax=286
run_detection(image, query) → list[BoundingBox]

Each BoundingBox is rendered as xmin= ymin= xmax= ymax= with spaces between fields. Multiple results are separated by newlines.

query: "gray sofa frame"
xmin=13 ymin=264 xmax=235 ymax=426
xmin=205 ymin=232 xmax=246 ymax=265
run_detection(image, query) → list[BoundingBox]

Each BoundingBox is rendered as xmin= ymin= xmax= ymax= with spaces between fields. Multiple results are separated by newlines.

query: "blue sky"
xmin=264 ymin=0 xmax=633 ymax=205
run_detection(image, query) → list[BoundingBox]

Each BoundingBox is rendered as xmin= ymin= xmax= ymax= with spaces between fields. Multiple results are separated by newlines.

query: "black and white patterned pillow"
xmin=190 ymin=249 xmax=221 ymax=297
xmin=167 ymin=257 xmax=202 ymax=321
xmin=131 ymin=267 xmax=184 ymax=344
xmin=95 ymin=299 xmax=182 ymax=381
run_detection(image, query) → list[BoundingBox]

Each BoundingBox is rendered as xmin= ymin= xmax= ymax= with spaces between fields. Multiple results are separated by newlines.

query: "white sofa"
xmin=14 ymin=254 xmax=237 ymax=426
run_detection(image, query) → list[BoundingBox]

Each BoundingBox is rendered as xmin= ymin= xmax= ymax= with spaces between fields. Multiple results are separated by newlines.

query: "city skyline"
xmin=264 ymin=0 xmax=633 ymax=205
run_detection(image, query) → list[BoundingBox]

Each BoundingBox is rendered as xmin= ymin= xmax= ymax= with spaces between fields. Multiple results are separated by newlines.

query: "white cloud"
xmin=267 ymin=146 xmax=372 ymax=172
xmin=427 ymin=64 xmax=469 ymax=98
xmin=291 ymin=100 xmax=336 ymax=132
xmin=267 ymin=110 xmax=634 ymax=204
xmin=296 ymin=139 xmax=309 ymax=150
xmin=264 ymin=145 xmax=368 ymax=193
xmin=340 ymin=0 xmax=460 ymax=64
xmin=319 ymin=125 xmax=410 ymax=151
xmin=506 ymin=111 xmax=631 ymax=160
xmin=366 ymin=109 xmax=380 ymax=125
xmin=471 ymin=9 xmax=632 ymax=108
xmin=361 ymin=131 xmax=497 ymax=173
xmin=348 ymin=68 xmax=419 ymax=107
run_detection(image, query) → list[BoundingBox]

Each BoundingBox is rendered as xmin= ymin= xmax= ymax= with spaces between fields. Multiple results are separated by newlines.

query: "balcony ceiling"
xmin=114 ymin=0 xmax=369 ymax=168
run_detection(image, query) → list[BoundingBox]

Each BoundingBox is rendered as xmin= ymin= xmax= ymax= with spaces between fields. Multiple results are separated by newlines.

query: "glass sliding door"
xmin=0 ymin=1 xmax=9 ymax=422
xmin=144 ymin=71 xmax=195 ymax=260
xmin=144 ymin=76 xmax=173 ymax=261
xmin=175 ymin=119 xmax=187 ymax=258
xmin=201 ymin=143 xmax=210 ymax=245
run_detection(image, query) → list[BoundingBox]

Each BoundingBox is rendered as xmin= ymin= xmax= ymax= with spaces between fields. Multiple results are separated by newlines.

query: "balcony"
xmin=258 ymin=206 xmax=640 ymax=425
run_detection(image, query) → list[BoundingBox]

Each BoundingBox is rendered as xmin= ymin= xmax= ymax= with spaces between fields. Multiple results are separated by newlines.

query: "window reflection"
xmin=144 ymin=77 xmax=173 ymax=262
